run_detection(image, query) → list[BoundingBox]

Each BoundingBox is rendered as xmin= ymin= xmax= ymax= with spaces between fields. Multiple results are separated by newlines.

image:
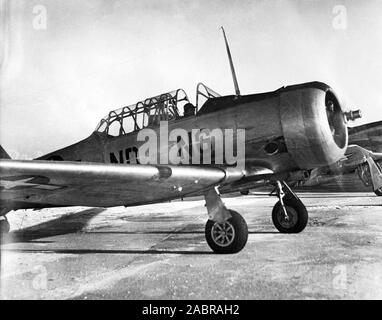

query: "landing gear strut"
xmin=204 ymin=188 xmax=248 ymax=254
xmin=271 ymin=181 xmax=308 ymax=233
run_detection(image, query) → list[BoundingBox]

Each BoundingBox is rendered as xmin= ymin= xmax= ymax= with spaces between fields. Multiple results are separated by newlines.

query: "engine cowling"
xmin=280 ymin=82 xmax=348 ymax=169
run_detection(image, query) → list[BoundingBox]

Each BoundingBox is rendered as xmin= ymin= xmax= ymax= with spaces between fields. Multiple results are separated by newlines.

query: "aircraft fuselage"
xmin=38 ymin=81 xmax=348 ymax=184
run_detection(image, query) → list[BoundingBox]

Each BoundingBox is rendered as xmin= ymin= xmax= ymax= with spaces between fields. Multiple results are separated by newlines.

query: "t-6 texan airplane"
xmin=0 ymin=28 xmax=361 ymax=253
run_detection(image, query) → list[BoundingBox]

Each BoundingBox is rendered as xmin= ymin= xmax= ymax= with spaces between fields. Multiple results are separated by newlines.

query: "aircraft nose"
xmin=279 ymin=83 xmax=349 ymax=169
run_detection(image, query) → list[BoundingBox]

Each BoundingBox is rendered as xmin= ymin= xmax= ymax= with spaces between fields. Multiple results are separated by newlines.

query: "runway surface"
xmin=1 ymin=192 xmax=381 ymax=299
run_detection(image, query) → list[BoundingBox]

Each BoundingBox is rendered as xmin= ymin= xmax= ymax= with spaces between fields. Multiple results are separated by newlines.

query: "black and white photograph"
xmin=0 ymin=0 xmax=381 ymax=305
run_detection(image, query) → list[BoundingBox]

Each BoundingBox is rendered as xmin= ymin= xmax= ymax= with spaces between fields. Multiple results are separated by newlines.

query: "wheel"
xmin=240 ymin=190 xmax=249 ymax=195
xmin=205 ymin=210 xmax=248 ymax=254
xmin=0 ymin=217 xmax=10 ymax=234
xmin=272 ymin=196 xmax=308 ymax=233
xmin=375 ymin=188 xmax=382 ymax=196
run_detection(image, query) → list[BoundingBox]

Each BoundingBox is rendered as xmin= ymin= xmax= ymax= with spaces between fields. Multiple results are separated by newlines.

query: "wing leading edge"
xmin=0 ymin=159 xmax=246 ymax=210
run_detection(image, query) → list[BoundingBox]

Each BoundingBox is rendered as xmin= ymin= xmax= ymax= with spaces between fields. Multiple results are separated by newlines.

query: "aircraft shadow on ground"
xmin=2 ymin=248 xmax=215 ymax=255
xmin=0 ymin=205 xmax=278 ymax=255
xmin=2 ymin=208 xmax=105 ymax=244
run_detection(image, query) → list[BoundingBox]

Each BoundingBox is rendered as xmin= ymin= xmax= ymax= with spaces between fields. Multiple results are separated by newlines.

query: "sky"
xmin=0 ymin=0 xmax=381 ymax=159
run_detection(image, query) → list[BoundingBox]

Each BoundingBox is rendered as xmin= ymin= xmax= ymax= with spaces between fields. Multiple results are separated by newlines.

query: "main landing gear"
xmin=271 ymin=181 xmax=308 ymax=233
xmin=204 ymin=188 xmax=248 ymax=254
xmin=203 ymin=182 xmax=308 ymax=253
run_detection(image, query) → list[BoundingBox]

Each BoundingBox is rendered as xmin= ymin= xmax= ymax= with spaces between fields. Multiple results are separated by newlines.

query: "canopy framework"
xmin=95 ymin=89 xmax=189 ymax=136
xmin=95 ymin=83 xmax=221 ymax=137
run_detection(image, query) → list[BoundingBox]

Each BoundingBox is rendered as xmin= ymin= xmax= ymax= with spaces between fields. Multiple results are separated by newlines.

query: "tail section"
xmin=0 ymin=145 xmax=11 ymax=159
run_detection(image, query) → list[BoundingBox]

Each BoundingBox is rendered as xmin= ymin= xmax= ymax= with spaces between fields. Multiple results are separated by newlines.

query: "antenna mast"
xmin=221 ymin=26 xmax=241 ymax=96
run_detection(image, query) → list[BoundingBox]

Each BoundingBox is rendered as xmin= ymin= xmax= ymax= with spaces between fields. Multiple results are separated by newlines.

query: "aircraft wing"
xmin=298 ymin=144 xmax=382 ymax=193
xmin=342 ymin=145 xmax=382 ymax=191
xmin=0 ymin=159 xmax=245 ymax=211
xmin=343 ymin=144 xmax=382 ymax=168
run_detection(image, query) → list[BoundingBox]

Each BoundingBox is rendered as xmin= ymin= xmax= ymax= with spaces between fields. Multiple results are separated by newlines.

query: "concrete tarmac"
xmin=1 ymin=192 xmax=381 ymax=299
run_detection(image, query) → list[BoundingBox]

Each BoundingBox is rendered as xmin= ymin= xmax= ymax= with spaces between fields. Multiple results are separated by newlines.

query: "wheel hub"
xmin=277 ymin=206 xmax=298 ymax=229
xmin=211 ymin=221 xmax=235 ymax=247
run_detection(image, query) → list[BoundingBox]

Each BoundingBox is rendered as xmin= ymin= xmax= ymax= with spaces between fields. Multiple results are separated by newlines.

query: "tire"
xmin=375 ymin=188 xmax=382 ymax=196
xmin=272 ymin=196 xmax=308 ymax=233
xmin=0 ymin=217 xmax=10 ymax=234
xmin=240 ymin=190 xmax=249 ymax=195
xmin=205 ymin=210 xmax=248 ymax=254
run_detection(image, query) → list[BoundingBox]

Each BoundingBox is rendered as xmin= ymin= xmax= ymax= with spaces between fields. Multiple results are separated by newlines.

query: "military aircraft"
xmin=0 ymin=28 xmax=360 ymax=253
xmin=349 ymin=121 xmax=382 ymax=195
xmin=278 ymin=121 xmax=382 ymax=196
